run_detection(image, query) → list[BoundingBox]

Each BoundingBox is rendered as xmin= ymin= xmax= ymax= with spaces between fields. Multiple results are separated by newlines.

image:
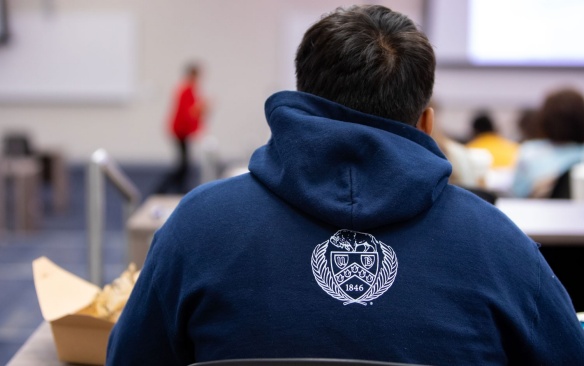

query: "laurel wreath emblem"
xmin=311 ymin=238 xmax=398 ymax=306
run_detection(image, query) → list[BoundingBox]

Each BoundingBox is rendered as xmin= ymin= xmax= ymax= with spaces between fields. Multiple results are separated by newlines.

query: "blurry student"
xmin=517 ymin=108 xmax=543 ymax=142
xmin=108 ymin=5 xmax=584 ymax=365
xmin=512 ymin=88 xmax=584 ymax=198
xmin=466 ymin=112 xmax=518 ymax=168
xmin=156 ymin=63 xmax=207 ymax=194
xmin=431 ymin=121 xmax=491 ymax=189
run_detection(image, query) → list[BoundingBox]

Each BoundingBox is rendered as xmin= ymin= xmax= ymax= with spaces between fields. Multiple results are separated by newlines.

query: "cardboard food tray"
xmin=33 ymin=257 xmax=114 ymax=365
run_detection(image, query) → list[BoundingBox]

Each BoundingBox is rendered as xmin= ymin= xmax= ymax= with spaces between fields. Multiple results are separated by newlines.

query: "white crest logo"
xmin=311 ymin=229 xmax=398 ymax=306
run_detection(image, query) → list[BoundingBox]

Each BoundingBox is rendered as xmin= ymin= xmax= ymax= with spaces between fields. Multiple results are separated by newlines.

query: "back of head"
xmin=185 ymin=62 xmax=200 ymax=82
xmin=517 ymin=108 xmax=542 ymax=141
xmin=540 ymin=88 xmax=584 ymax=143
xmin=472 ymin=113 xmax=495 ymax=135
xmin=295 ymin=5 xmax=435 ymax=126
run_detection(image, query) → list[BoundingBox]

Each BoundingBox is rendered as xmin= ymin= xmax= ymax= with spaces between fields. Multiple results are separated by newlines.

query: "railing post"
xmin=87 ymin=149 xmax=106 ymax=286
xmin=0 ymin=160 xmax=5 ymax=235
xmin=87 ymin=148 xmax=141 ymax=286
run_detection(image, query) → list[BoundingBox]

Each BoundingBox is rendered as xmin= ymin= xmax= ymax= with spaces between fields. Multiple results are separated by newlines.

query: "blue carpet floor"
xmin=0 ymin=229 xmax=126 ymax=363
xmin=0 ymin=164 xmax=198 ymax=364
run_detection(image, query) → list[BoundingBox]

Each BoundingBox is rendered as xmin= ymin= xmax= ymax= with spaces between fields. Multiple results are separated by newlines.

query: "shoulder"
xmin=145 ymin=174 xmax=258 ymax=266
xmin=518 ymin=139 xmax=553 ymax=156
xmin=431 ymin=185 xmax=543 ymax=285
xmin=151 ymin=173 xmax=282 ymax=250
xmin=554 ymin=142 xmax=584 ymax=156
xmin=167 ymin=173 xmax=258 ymax=220
xmin=435 ymin=185 xmax=537 ymax=252
xmin=495 ymin=136 xmax=519 ymax=150
xmin=177 ymin=172 xmax=273 ymax=214
xmin=176 ymin=83 xmax=194 ymax=98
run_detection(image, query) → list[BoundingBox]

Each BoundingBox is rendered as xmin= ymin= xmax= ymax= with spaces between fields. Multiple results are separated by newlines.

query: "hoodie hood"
xmin=249 ymin=91 xmax=451 ymax=231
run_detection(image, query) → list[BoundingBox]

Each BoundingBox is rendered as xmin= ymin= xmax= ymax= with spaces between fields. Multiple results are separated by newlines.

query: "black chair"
xmin=190 ymin=359 xmax=426 ymax=366
xmin=2 ymin=133 xmax=33 ymax=157
xmin=2 ymin=132 xmax=69 ymax=211
xmin=549 ymin=169 xmax=571 ymax=199
xmin=461 ymin=187 xmax=498 ymax=204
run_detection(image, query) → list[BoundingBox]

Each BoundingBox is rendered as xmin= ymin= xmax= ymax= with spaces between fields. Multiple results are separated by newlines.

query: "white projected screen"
xmin=428 ymin=0 xmax=584 ymax=67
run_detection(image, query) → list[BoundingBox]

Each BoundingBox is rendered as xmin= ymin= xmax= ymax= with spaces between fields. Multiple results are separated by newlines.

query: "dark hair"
xmin=517 ymin=108 xmax=542 ymax=141
xmin=295 ymin=5 xmax=435 ymax=126
xmin=540 ymin=89 xmax=584 ymax=143
xmin=472 ymin=112 xmax=495 ymax=135
xmin=185 ymin=62 xmax=200 ymax=79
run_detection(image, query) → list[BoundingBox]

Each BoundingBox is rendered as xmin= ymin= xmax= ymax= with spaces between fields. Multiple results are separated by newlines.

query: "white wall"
xmin=1 ymin=0 xmax=583 ymax=164
xmin=1 ymin=0 xmax=283 ymax=164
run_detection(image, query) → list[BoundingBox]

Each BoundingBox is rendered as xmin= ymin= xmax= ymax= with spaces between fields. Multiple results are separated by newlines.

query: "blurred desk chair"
xmin=39 ymin=149 xmax=69 ymax=212
xmin=191 ymin=359 xmax=424 ymax=366
xmin=1 ymin=157 xmax=42 ymax=232
xmin=2 ymin=132 xmax=69 ymax=213
xmin=550 ymin=169 xmax=571 ymax=199
xmin=3 ymin=133 xmax=33 ymax=156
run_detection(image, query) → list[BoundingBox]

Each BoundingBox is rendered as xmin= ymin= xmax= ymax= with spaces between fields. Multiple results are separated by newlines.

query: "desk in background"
xmin=127 ymin=194 xmax=182 ymax=268
xmin=496 ymin=198 xmax=584 ymax=311
xmin=496 ymin=198 xmax=584 ymax=244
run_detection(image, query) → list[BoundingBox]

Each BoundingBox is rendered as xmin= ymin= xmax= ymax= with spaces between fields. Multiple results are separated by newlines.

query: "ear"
xmin=416 ymin=107 xmax=434 ymax=135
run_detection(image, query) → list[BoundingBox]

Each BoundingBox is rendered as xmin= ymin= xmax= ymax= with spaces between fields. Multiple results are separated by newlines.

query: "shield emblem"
xmin=361 ymin=254 xmax=376 ymax=269
xmin=312 ymin=230 xmax=399 ymax=306
xmin=330 ymin=251 xmax=379 ymax=301
xmin=334 ymin=254 xmax=349 ymax=269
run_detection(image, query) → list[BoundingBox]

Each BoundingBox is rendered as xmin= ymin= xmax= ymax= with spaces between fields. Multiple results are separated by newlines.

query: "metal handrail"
xmin=87 ymin=148 xmax=141 ymax=285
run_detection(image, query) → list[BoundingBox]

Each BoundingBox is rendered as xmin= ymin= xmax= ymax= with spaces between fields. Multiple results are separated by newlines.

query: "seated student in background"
xmin=431 ymin=103 xmax=498 ymax=201
xmin=433 ymin=128 xmax=498 ymax=203
xmin=512 ymin=88 xmax=584 ymax=198
xmin=107 ymin=5 xmax=584 ymax=365
xmin=466 ymin=112 xmax=519 ymax=169
xmin=431 ymin=117 xmax=491 ymax=189
xmin=517 ymin=108 xmax=543 ymax=143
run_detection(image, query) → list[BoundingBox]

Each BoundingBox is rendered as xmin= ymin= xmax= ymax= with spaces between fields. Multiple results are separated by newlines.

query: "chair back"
xmin=190 ymin=358 xmax=426 ymax=366
xmin=550 ymin=169 xmax=571 ymax=199
xmin=462 ymin=187 xmax=498 ymax=204
xmin=3 ymin=133 xmax=33 ymax=157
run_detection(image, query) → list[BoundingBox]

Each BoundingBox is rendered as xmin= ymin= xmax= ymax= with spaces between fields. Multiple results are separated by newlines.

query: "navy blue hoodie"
xmin=107 ymin=91 xmax=584 ymax=365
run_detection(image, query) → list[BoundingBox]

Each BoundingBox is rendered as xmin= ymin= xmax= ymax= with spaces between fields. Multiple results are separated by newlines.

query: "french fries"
xmin=77 ymin=263 xmax=140 ymax=322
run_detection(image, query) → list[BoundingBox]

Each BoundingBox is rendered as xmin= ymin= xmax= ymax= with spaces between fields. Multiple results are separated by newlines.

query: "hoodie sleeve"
xmin=106 ymin=232 xmax=195 ymax=365
xmin=524 ymin=252 xmax=584 ymax=364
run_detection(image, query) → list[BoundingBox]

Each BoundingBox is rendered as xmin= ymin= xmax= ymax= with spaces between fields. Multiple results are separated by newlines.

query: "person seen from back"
xmin=512 ymin=88 xmax=584 ymax=198
xmin=517 ymin=108 xmax=543 ymax=143
xmin=466 ymin=112 xmax=519 ymax=168
xmin=107 ymin=5 xmax=584 ymax=365
xmin=430 ymin=104 xmax=490 ymax=189
xmin=156 ymin=63 xmax=207 ymax=195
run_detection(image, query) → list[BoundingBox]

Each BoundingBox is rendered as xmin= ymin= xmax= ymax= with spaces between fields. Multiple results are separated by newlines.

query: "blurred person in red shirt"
xmin=156 ymin=63 xmax=207 ymax=194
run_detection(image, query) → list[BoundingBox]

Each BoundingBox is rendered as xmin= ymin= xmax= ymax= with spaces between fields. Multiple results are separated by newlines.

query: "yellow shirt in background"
xmin=466 ymin=132 xmax=519 ymax=168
